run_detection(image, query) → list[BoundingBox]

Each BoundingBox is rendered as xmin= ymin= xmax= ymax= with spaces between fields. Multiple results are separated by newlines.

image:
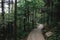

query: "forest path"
xmin=27 ymin=29 xmax=45 ymax=40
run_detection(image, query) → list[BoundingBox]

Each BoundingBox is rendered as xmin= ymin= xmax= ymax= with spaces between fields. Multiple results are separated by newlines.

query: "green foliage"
xmin=43 ymin=0 xmax=60 ymax=40
xmin=0 ymin=0 xmax=60 ymax=40
xmin=16 ymin=0 xmax=45 ymax=39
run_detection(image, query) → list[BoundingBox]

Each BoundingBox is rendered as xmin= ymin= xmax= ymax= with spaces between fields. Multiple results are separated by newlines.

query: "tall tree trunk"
xmin=1 ymin=0 xmax=5 ymax=40
xmin=14 ymin=0 xmax=17 ymax=40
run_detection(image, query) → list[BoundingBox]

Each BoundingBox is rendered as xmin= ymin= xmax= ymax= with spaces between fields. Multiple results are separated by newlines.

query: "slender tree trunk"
xmin=14 ymin=0 xmax=17 ymax=40
xmin=1 ymin=0 xmax=5 ymax=40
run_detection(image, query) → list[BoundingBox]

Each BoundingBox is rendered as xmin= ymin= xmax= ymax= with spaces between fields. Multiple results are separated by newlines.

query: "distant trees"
xmin=43 ymin=0 xmax=60 ymax=40
xmin=0 ymin=0 xmax=60 ymax=40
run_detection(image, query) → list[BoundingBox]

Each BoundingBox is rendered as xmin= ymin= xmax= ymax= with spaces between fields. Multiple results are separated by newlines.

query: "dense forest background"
xmin=0 ymin=0 xmax=60 ymax=40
